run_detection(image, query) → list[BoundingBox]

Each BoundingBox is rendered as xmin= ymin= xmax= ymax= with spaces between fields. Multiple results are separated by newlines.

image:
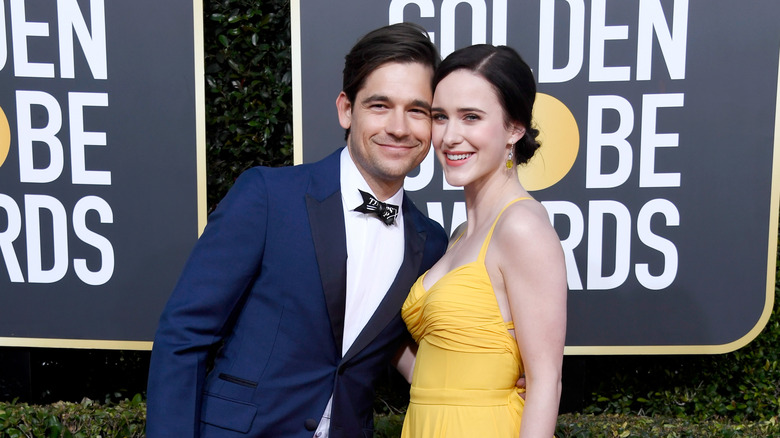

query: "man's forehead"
xmin=358 ymin=61 xmax=434 ymax=93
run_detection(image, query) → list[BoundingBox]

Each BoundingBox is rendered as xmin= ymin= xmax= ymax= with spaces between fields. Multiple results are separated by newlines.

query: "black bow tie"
xmin=354 ymin=189 xmax=399 ymax=225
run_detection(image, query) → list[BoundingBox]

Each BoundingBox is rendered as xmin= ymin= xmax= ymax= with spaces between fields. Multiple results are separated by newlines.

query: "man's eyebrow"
xmin=361 ymin=94 xmax=390 ymax=105
xmin=361 ymin=95 xmax=432 ymax=112
xmin=411 ymin=99 xmax=432 ymax=111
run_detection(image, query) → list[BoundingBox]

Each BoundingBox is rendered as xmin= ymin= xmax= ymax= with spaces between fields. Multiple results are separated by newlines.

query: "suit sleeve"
xmin=146 ymin=168 xmax=269 ymax=438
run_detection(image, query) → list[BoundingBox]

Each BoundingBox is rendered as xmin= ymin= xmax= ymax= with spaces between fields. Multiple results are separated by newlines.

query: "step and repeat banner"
xmin=293 ymin=0 xmax=780 ymax=353
xmin=0 ymin=0 xmax=205 ymax=348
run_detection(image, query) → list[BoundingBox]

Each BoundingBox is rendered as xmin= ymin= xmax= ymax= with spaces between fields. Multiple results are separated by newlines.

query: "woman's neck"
xmin=462 ymin=170 xmax=528 ymax=234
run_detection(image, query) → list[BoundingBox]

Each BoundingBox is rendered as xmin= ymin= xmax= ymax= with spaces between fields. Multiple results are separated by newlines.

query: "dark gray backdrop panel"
xmin=0 ymin=0 xmax=199 ymax=343
xmin=298 ymin=0 xmax=780 ymax=350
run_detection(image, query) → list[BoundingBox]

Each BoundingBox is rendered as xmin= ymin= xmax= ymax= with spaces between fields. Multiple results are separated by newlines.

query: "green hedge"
xmin=553 ymin=413 xmax=780 ymax=437
xmin=204 ymin=0 xmax=294 ymax=210
xmin=2 ymin=399 xmax=777 ymax=438
xmin=0 ymin=396 xmax=145 ymax=438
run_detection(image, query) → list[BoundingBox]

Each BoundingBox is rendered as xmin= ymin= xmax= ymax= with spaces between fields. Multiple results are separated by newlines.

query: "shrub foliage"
xmin=1 ymin=399 xmax=777 ymax=438
xmin=554 ymin=413 xmax=780 ymax=437
xmin=0 ymin=396 xmax=145 ymax=438
xmin=203 ymin=0 xmax=293 ymax=209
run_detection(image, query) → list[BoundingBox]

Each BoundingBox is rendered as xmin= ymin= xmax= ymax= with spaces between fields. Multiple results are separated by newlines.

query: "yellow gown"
xmin=400 ymin=199 xmax=528 ymax=438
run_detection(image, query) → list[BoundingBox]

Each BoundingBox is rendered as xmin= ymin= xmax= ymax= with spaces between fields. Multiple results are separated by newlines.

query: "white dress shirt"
xmin=313 ymin=148 xmax=405 ymax=437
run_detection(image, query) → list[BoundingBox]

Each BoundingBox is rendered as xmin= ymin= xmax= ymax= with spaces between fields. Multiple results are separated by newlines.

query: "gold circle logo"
xmin=0 ymin=105 xmax=9 ymax=168
xmin=518 ymin=93 xmax=580 ymax=191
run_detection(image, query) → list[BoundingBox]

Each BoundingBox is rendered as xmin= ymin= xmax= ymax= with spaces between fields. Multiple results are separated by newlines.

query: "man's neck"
xmin=362 ymin=178 xmax=403 ymax=202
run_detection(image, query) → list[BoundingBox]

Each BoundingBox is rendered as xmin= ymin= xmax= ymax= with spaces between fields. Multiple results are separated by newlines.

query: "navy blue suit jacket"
xmin=146 ymin=149 xmax=448 ymax=437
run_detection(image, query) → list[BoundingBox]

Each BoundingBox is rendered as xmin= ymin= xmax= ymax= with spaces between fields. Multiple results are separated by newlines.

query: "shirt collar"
xmin=340 ymin=148 xmax=405 ymax=212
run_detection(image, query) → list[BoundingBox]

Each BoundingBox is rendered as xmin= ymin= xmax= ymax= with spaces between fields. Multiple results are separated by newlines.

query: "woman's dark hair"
xmin=342 ymin=22 xmax=440 ymax=140
xmin=433 ymin=44 xmax=540 ymax=165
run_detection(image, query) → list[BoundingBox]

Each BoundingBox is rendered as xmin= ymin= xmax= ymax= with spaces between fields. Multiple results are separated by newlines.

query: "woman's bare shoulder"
xmin=493 ymin=198 xmax=561 ymax=256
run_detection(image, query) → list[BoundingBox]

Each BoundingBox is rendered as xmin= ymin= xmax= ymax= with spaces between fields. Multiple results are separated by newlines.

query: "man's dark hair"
xmin=342 ymin=22 xmax=440 ymax=140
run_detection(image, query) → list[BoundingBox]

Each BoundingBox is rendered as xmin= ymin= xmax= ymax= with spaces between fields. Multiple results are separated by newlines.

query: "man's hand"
xmin=516 ymin=375 xmax=526 ymax=400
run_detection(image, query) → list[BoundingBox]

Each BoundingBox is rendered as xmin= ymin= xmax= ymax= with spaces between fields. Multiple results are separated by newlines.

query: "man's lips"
xmin=374 ymin=139 xmax=418 ymax=149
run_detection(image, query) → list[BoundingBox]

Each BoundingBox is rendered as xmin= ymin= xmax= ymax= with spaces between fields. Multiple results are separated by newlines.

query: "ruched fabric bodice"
xmin=400 ymin=198 xmax=529 ymax=438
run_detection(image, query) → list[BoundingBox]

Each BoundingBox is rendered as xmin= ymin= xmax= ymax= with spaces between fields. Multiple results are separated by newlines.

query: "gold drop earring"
xmin=505 ymin=150 xmax=514 ymax=169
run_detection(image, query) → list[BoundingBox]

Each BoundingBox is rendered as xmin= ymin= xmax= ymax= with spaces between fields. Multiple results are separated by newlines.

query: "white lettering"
xmin=491 ymin=0 xmax=507 ymax=45
xmin=73 ymin=196 xmax=114 ymax=285
xmin=543 ymin=200 xmax=584 ymax=290
xmin=388 ymin=0 xmax=507 ymax=56
xmin=427 ymin=202 xmax=444 ymax=230
xmin=69 ymin=92 xmax=110 ymax=185
xmin=587 ymin=200 xmax=631 ymax=290
xmin=440 ymin=0 xmax=487 ymax=57
xmin=442 ymin=171 xmax=462 ymax=191
xmin=16 ymin=90 xmax=65 ymax=183
xmin=0 ymin=2 xmax=7 ymax=71
xmin=0 ymin=194 xmax=24 ymax=282
xmin=405 ymin=147 xmax=435 ymax=191
xmin=635 ymin=198 xmax=679 ymax=290
xmin=588 ymin=0 xmax=630 ymax=82
xmin=586 ymin=95 xmax=634 ymax=188
xmin=25 ymin=194 xmax=69 ymax=283
xmin=449 ymin=201 xmax=466 ymax=235
xmin=10 ymin=0 xmax=55 ymax=78
xmin=637 ymin=0 xmax=688 ymax=80
xmin=58 ymin=0 xmax=107 ymax=79
xmin=426 ymin=201 xmax=466 ymax=236
xmin=538 ymin=0 xmax=585 ymax=83
xmin=389 ymin=0 xmax=437 ymax=43
xmin=639 ymin=93 xmax=683 ymax=187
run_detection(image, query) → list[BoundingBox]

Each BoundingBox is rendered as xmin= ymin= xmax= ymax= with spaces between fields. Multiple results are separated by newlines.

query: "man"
xmin=146 ymin=22 xmax=448 ymax=438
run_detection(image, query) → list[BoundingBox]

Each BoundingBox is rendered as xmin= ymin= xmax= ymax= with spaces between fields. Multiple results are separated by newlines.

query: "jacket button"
xmin=304 ymin=418 xmax=318 ymax=431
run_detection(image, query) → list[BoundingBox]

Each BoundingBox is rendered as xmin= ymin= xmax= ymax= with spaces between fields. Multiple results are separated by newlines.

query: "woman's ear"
xmin=509 ymin=124 xmax=526 ymax=145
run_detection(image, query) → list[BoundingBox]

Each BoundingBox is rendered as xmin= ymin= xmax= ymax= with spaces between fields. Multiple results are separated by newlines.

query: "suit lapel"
xmin=306 ymin=151 xmax=347 ymax=356
xmin=342 ymin=196 xmax=426 ymax=364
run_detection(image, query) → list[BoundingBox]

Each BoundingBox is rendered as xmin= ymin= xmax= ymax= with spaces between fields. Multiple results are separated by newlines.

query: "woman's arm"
xmin=494 ymin=203 xmax=567 ymax=437
xmin=392 ymin=338 xmax=418 ymax=384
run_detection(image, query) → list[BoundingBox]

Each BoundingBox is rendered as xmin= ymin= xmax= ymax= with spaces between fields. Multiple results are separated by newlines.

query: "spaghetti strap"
xmin=476 ymin=197 xmax=531 ymax=262
xmin=449 ymin=232 xmax=465 ymax=250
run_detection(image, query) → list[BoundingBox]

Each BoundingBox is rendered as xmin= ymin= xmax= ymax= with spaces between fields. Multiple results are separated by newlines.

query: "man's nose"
xmin=386 ymin=109 xmax=411 ymax=138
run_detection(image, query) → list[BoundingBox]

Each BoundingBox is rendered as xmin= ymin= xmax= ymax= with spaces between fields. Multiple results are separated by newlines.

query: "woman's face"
xmin=431 ymin=70 xmax=521 ymax=189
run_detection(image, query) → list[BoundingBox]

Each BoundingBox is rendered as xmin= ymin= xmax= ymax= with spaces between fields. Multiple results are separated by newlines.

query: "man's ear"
xmin=336 ymin=92 xmax=352 ymax=130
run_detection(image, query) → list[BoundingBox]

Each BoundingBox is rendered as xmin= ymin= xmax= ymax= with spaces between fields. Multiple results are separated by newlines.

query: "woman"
xmin=396 ymin=45 xmax=567 ymax=437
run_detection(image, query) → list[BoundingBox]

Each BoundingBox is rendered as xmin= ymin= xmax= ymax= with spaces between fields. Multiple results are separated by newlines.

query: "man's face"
xmin=337 ymin=62 xmax=434 ymax=198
